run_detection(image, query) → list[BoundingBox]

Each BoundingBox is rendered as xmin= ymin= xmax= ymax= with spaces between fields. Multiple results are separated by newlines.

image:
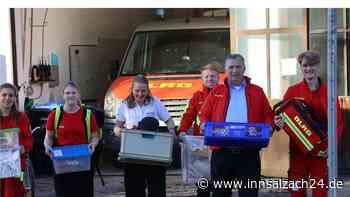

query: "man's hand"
xmin=274 ymin=115 xmax=284 ymax=129
xmin=317 ymin=149 xmax=328 ymax=158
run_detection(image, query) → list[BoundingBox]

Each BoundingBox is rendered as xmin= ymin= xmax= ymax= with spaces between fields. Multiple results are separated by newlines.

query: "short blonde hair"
xmin=200 ymin=62 xmax=222 ymax=73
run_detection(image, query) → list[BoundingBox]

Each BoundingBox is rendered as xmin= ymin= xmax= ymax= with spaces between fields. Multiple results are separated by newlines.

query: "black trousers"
xmin=196 ymin=181 xmax=211 ymax=197
xmin=54 ymin=170 xmax=94 ymax=197
xmin=211 ymin=149 xmax=261 ymax=197
xmin=124 ymin=163 xmax=166 ymax=197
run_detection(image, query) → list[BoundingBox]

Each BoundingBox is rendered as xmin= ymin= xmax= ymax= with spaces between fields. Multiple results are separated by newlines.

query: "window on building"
xmin=269 ymin=9 xmax=305 ymax=28
xmin=0 ymin=8 xmax=12 ymax=84
xmin=270 ymin=32 xmax=304 ymax=99
xmin=231 ymin=8 xmax=306 ymax=101
xmin=309 ymin=8 xmax=348 ymax=96
xmin=234 ymin=8 xmax=267 ymax=30
xmin=236 ymin=35 xmax=268 ymax=93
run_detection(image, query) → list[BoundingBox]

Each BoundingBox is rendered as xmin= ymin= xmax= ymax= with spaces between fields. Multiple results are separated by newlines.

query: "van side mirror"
xmin=110 ymin=60 xmax=120 ymax=80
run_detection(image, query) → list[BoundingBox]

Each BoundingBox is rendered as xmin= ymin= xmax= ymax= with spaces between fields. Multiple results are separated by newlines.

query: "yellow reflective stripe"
xmin=281 ymin=112 xmax=314 ymax=151
xmin=20 ymin=171 xmax=24 ymax=181
xmin=54 ymin=107 xmax=61 ymax=138
xmin=98 ymin=128 xmax=103 ymax=139
xmin=281 ymin=112 xmax=313 ymax=151
xmin=195 ymin=116 xmax=200 ymax=125
xmin=86 ymin=109 xmax=92 ymax=142
xmin=0 ymin=128 xmax=20 ymax=133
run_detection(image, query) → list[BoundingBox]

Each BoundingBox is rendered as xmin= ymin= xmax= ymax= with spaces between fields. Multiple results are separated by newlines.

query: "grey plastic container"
xmin=118 ymin=129 xmax=173 ymax=166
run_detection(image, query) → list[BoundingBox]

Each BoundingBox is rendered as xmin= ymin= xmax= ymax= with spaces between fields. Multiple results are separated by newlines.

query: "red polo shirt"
xmin=46 ymin=107 xmax=97 ymax=146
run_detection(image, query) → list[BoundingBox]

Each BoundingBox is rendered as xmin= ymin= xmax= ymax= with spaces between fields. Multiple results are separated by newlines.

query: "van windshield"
xmin=121 ymin=29 xmax=229 ymax=75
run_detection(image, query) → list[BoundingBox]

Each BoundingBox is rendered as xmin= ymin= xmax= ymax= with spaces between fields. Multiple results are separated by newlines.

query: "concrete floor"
xmin=34 ymin=170 xmax=350 ymax=197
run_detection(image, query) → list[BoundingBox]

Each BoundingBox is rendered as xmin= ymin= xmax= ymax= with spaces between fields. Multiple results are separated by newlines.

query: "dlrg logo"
xmin=149 ymin=83 xmax=192 ymax=88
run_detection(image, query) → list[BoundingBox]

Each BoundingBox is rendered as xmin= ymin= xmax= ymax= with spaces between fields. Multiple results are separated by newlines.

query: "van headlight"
xmin=104 ymin=90 xmax=122 ymax=119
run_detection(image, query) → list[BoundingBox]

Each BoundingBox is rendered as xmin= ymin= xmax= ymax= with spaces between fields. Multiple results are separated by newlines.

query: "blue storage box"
xmin=51 ymin=144 xmax=91 ymax=174
xmin=204 ymin=122 xmax=271 ymax=149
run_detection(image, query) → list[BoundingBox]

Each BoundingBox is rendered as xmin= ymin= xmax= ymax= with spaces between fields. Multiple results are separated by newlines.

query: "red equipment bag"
xmin=273 ymin=98 xmax=327 ymax=157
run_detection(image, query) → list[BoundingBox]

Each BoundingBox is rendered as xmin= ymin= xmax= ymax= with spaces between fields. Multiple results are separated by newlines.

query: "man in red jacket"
xmin=179 ymin=62 xmax=221 ymax=136
xmin=199 ymin=54 xmax=274 ymax=197
xmin=274 ymin=50 xmax=344 ymax=197
xmin=178 ymin=62 xmax=221 ymax=197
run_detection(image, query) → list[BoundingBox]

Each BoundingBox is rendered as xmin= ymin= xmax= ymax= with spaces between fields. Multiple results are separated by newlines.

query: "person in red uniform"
xmin=178 ymin=62 xmax=221 ymax=197
xmin=0 ymin=83 xmax=33 ymax=197
xmin=179 ymin=62 xmax=221 ymax=136
xmin=274 ymin=50 xmax=344 ymax=197
xmin=199 ymin=54 xmax=274 ymax=197
xmin=44 ymin=81 xmax=99 ymax=197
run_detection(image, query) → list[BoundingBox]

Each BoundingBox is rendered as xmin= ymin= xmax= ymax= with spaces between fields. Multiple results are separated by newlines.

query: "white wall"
xmin=14 ymin=8 xmax=194 ymax=108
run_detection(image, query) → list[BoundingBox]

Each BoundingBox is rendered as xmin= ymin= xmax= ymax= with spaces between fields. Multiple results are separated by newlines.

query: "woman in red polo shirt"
xmin=44 ymin=81 xmax=99 ymax=197
xmin=0 ymin=83 xmax=33 ymax=197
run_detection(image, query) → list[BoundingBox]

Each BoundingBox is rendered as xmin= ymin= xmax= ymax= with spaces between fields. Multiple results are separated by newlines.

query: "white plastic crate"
xmin=0 ymin=148 xmax=21 ymax=179
xmin=118 ymin=129 xmax=173 ymax=166
xmin=0 ymin=128 xmax=20 ymax=149
xmin=51 ymin=144 xmax=91 ymax=174
xmin=181 ymin=135 xmax=210 ymax=184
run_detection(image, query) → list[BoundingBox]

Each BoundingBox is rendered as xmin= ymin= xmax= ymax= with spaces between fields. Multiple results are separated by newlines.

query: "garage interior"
xmin=12 ymin=8 xmax=234 ymax=175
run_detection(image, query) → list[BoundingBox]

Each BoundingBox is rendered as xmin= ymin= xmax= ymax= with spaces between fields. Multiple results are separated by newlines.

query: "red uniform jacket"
xmin=0 ymin=112 xmax=33 ymax=197
xmin=199 ymin=77 xmax=274 ymax=150
xmin=179 ymin=86 xmax=210 ymax=136
xmin=283 ymin=80 xmax=344 ymax=153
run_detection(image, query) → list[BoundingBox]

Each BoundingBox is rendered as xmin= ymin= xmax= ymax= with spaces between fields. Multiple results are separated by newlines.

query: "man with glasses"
xmin=274 ymin=50 xmax=344 ymax=197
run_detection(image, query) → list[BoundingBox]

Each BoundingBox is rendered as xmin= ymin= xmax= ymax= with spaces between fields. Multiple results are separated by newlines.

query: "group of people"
xmin=110 ymin=50 xmax=343 ymax=197
xmin=0 ymin=81 xmax=100 ymax=197
xmin=0 ymin=50 xmax=344 ymax=197
xmin=180 ymin=51 xmax=344 ymax=197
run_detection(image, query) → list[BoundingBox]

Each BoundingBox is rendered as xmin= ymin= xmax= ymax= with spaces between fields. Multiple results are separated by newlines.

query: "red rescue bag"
xmin=274 ymin=98 xmax=327 ymax=157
